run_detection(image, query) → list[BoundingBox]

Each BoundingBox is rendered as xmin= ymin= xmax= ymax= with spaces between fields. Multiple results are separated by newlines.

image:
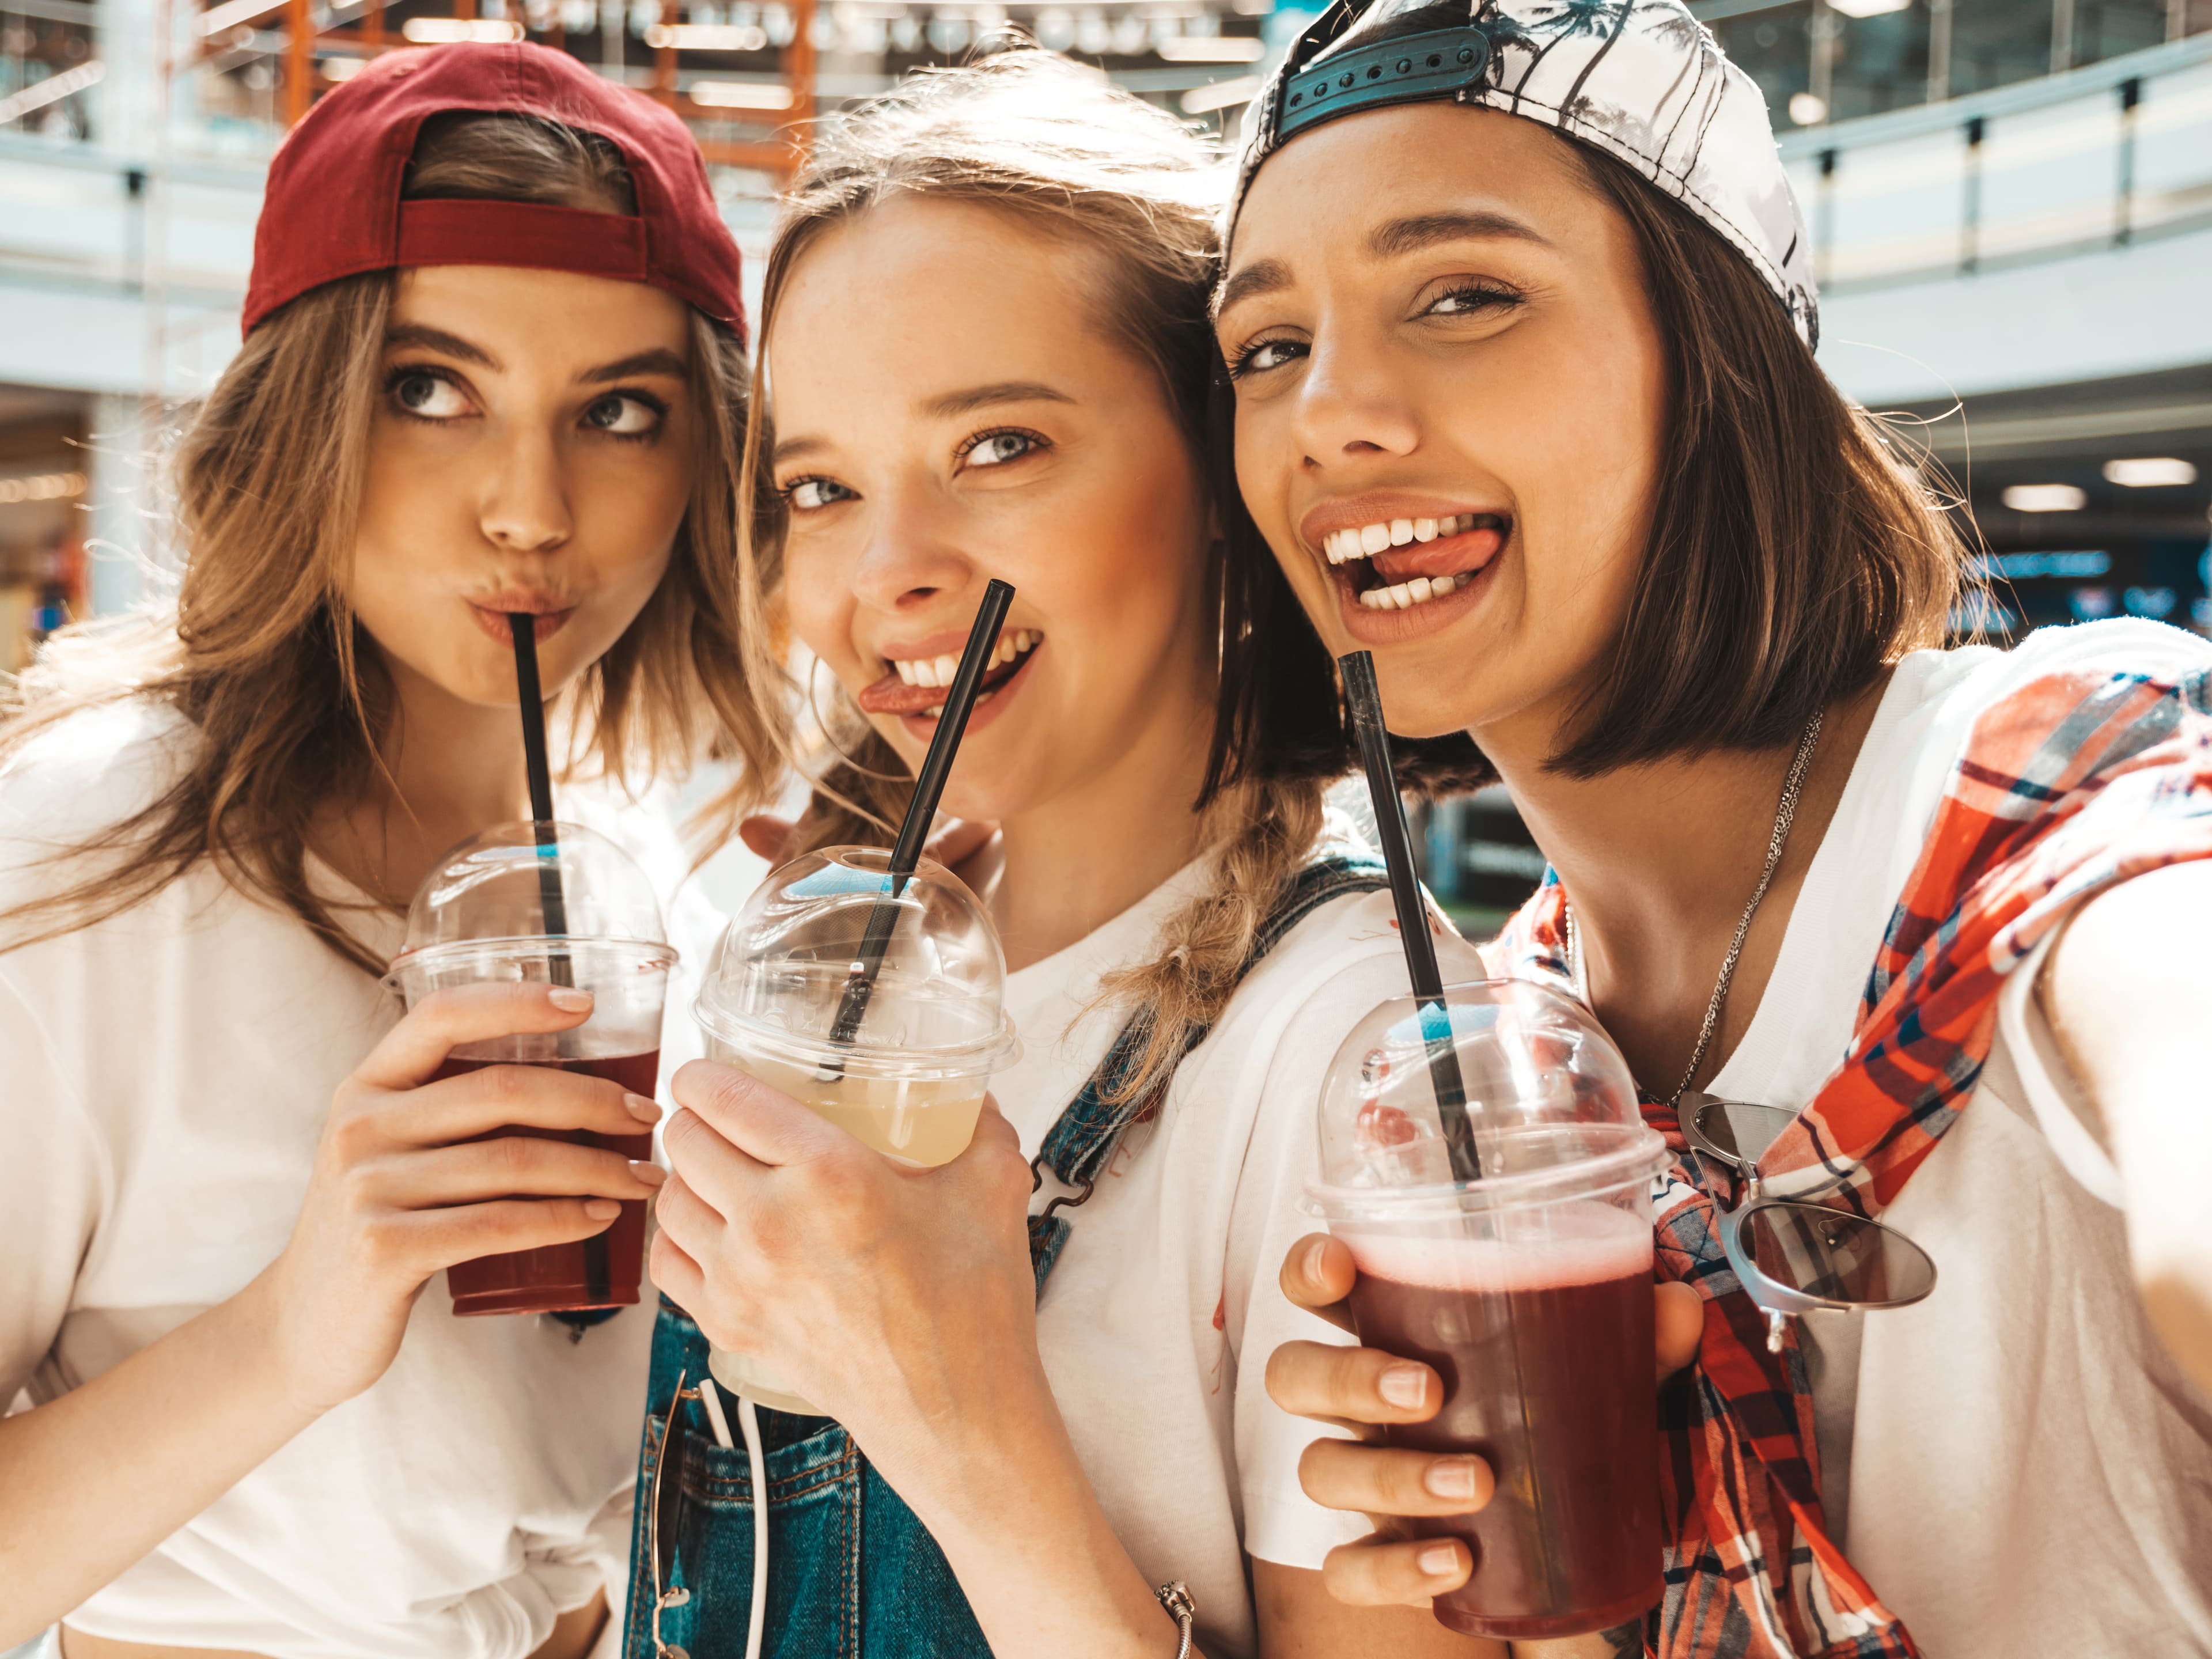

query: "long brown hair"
xmin=0 ymin=113 xmax=777 ymax=973
xmin=740 ymin=48 xmax=1480 ymax=1107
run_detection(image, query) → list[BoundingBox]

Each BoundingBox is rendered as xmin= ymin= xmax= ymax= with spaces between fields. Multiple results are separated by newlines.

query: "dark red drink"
xmin=1343 ymin=1211 xmax=1661 ymax=1641
xmin=434 ymin=1050 xmax=659 ymax=1316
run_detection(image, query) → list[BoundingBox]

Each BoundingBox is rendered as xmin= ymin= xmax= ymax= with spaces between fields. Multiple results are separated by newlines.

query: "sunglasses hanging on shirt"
xmin=1679 ymin=1093 xmax=1938 ymax=1352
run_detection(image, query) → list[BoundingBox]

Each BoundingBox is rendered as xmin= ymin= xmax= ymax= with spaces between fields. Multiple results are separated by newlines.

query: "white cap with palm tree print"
xmin=1230 ymin=0 xmax=1820 ymax=350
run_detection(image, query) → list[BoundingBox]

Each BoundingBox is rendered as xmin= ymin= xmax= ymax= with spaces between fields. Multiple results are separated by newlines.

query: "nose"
xmin=478 ymin=422 xmax=573 ymax=555
xmin=1291 ymin=329 xmax=1422 ymax=473
xmin=849 ymin=479 xmax=976 ymax=616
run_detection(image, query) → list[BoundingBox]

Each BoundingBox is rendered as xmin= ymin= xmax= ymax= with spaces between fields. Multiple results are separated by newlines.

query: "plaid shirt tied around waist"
xmin=1484 ymin=656 xmax=2212 ymax=1658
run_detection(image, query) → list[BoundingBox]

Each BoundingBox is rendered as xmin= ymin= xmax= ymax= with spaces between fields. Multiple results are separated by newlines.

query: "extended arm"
xmin=2038 ymin=858 xmax=2212 ymax=1392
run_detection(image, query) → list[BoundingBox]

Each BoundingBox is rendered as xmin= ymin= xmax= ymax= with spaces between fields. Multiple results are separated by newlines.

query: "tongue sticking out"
xmin=1365 ymin=522 xmax=1507 ymax=588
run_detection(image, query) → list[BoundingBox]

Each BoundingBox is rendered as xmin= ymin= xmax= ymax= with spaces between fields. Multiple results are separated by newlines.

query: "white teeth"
xmin=931 ymin=654 xmax=957 ymax=684
xmin=895 ymin=660 xmax=919 ymax=686
xmin=1389 ymin=518 xmax=1414 ymax=546
xmin=1359 ymin=572 xmax=1467 ymax=611
xmin=1359 ymin=522 xmax=1391 ymax=556
xmin=1413 ymin=518 xmax=1437 ymax=542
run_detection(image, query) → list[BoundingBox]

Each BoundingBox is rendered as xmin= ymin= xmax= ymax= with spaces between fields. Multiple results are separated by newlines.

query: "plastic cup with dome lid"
xmin=385 ymin=819 xmax=676 ymax=1317
xmin=1309 ymin=978 xmax=1670 ymax=1641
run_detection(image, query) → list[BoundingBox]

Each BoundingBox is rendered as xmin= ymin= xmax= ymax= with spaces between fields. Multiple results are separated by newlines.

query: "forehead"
xmin=390 ymin=263 xmax=690 ymax=351
xmin=767 ymin=196 xmax=1126 ymax=403
xmin=1230 ymin=103 xmax=1598 ymax=263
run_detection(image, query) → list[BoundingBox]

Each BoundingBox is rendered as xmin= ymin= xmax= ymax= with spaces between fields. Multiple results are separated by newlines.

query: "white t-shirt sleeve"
xmin=1222 ymin=920 xmax=1486 ymax=1570
xmin=0 ymin=965 xmax=105 ymax=1404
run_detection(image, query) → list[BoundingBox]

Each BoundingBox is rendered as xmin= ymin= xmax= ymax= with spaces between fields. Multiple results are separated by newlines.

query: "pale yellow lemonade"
xmin=736 ymin=1047 xmax=986 ymax=1168
xmin=702 ymin=1033 xmax=995 ymax=1414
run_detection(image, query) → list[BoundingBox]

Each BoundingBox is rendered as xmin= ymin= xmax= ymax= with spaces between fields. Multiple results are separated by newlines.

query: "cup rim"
xmin=693 ymin=994 xmax=1020 ymax=1078
xmin=384 ymin=934 xmax=679 ymax=991
xmin=1302 ymin=1127 xmax=1669 ymax=1220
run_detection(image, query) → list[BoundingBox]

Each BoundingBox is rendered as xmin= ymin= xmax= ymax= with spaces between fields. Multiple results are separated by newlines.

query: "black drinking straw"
xmin=512 ymin=615 xmax=608 ymax=1304
xmin=824 ymin=579 xmax=1016 ymax=1052
xmin=1339 ymin=650 xmax=1483 ymax=1182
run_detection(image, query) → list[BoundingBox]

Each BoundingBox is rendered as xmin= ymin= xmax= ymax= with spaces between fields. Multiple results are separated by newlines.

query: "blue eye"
xmin=786 ymin=476 xmax=856 ymax=510
xmin=964 ymin=430 xmax=1044 ymax=469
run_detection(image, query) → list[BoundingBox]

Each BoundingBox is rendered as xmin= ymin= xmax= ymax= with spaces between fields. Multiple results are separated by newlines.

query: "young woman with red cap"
xmin=0 ymin=44 xmax=768 ymax=1659
xmin=1218 ymin=3 xmax=2212 ymax=1656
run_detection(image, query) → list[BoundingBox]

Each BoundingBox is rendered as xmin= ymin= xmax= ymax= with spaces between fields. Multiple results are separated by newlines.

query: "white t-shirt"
xmin=994 ymin=814 xmax=1483 ymax=1659
xmin=1702 ymin=620 xmax=2212 ymax=1657
xmin=0 ymin=699 xmax=713 ymax=1659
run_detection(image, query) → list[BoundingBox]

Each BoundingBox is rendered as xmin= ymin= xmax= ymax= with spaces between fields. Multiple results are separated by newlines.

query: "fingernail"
xmin=1304 ymin=1238 xmax=1334 ymax=1288
xmin=584 ymin=1199 xmax=620 ymax=1219
xmin=549 ymin=988 xmax=593 ymax=1012
xmin=1378 ymin=1364 xmax=1430 ymax=1410
xmin=630 ymin=1161 xmax=668 ymax=1187
xmin=1418 ymin=1541 xmax=1462 ymax=1578
xmin=625 ymin=1093 xmax=662 ymax=1123
xmin=1425 ymin=1457 xmax=1480 ymax=1502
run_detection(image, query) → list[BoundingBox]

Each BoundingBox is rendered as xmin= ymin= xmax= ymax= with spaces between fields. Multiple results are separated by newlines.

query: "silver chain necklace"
xmin=1565 ymin=710 xmax=1824 ymax=1108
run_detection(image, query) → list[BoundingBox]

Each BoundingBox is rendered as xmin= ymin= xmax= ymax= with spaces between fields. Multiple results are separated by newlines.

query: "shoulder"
xmin=1894 ymin=620 xmax=2211 ymax=751
xmin=0 ymin=698 xmax=202 ymax=859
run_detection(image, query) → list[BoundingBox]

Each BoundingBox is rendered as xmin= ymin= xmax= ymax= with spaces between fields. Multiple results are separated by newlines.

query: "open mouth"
xmin=1321 ymin=513 xmax=1510 ymax=612
xmin=857 ymin=628 xmax=1044 ymax=719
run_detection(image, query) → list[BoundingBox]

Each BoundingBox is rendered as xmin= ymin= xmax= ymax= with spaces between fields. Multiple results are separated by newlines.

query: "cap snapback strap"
xmin=395 ymin=198 xmax=650 ymax=283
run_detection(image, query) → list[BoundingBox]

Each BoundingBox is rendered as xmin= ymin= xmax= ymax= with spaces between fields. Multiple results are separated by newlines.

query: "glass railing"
xmin=1778 ymin=31 xmax=2212 ymax=289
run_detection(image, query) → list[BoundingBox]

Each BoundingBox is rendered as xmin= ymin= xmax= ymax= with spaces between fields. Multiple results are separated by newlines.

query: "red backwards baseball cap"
xmin=243 ymin=41 xmax=745 ymax=341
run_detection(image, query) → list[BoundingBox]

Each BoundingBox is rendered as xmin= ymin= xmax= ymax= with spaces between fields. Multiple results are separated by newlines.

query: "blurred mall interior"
xmin=2 ymin=0 xmax=2209 ymax=923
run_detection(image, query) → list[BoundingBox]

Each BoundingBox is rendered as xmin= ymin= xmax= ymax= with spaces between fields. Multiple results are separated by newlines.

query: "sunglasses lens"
xmin=1688 ymin=1097 xmax=1797 ymax=1168
xmin=1741 ymin=1200 xmax=1937 ymax=1306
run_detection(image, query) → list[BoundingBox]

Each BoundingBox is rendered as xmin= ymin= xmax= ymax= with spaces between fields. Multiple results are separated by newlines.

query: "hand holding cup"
xmin=257 ymin=982 xmax=664 ymax=1414
xmin=1268 ymin=1233 xmax=1705 ymax=1608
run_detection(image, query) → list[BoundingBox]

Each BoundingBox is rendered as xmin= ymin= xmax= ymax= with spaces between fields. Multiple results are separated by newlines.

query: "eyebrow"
xmin=1369 ymin=210 xmax=1556 ymax=257
xmin=384 ymin=323 xmax=498 ymax=369
xmin=382 ymin=328 xmax=686 ymax=385
xmin=921 ymin=380 xmax=1075 ymax=419
xmin=1215 ymin=210 xmax=1556 ymax=319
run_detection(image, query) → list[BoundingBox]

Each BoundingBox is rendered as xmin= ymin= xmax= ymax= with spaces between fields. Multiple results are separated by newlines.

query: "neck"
xmin=1480 ymin=672 xmax=1890 ymax=1096
xmin=317 ymin=657 xmax=535 ymax=906
xmin=968 ymin=693 xmax=1217 ymax=975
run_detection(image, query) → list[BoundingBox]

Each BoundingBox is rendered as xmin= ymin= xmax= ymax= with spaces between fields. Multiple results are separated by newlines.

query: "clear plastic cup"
xmin=1308 ymin=979 xmax=1671 ymax=1642
xmin=692 ymin=846 xmax=1016 ymax=1414
xmin=386 ymin=821 xmax=675 ymax=1317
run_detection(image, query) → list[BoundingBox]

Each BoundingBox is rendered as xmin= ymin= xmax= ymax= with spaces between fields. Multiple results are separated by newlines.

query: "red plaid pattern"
xmin=1483 ymin=656 xmax=2212 ymax=1657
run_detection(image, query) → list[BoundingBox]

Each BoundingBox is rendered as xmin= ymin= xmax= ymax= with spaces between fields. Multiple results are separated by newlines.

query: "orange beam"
xmin=285 ymin=0 xmax=313 ymax=124
xmin=785 ymin=0 xmax=816 ymax=164
xmin=364 ymin=0 xmax=382 ymax=48
xmin=654 ymin=12 xmax=678 ymax=108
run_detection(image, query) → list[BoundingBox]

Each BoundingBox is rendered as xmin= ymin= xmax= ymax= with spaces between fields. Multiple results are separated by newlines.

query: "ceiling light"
xmin=1787 ymin=92 xmax=1827 ymax=126
xmin=1829 ymin=0 xmax=1911 ymax=17
xmin=2002 ymin=483 xmax=2088 ymax=513
xmin=1157 ymin=37 xmax=1264 ymax=62
xmin=1182 ymin=74 xmax=1261 ymax=113
xmin=648 ymin=22 xmax=770 ymax=50
xmin=196 ymin=0 xmax=284 ymax=35
xmin=690 ymin=79 xmax=795 ymax=109
xmin=321 ymin=56 xmax=369 ymax=81
xmin=400 ymin=18 xmax=524 ymax=42
xmin=0 ymin=471 xmax=88 ymax=505
xmin=2103 ymin=457 xmax=2198 ymax=488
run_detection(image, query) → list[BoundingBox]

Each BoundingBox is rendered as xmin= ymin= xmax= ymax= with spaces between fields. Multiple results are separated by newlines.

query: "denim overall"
xmin=622 ymin=856 xmax=1387 ymax=1659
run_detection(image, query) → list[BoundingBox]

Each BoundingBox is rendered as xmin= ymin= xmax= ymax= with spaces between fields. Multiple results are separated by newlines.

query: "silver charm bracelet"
xmin=1155 ymin=1581 xmax=1196 ymax=1659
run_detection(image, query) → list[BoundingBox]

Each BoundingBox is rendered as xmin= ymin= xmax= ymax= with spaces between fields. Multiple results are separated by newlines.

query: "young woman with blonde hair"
xmin=0 ymin=44 xmax=773 ymax=1659
xmin=626 ymin=46 xmax=1503 ymax=1659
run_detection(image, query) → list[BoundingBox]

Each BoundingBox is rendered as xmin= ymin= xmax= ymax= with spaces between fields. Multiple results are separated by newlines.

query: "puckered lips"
xmin=468 ymin=590 xmax=578 ymax=646
xmin=855 ymin=626 xmax=1044 ymax=738
xmin=1297 ymin=494 xmax=1510 ymax=645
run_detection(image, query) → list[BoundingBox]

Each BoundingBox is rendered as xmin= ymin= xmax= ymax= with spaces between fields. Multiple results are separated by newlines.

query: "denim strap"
xmin=1026 ymin=855 xmax=1388 ymax=1296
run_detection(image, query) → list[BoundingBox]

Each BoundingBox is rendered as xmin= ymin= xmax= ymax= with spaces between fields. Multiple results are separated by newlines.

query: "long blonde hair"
xmin=0 ymin=113 xmax=778 ymax=974
xmin=743 ymin=48 xmax=1393 ymax=1108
